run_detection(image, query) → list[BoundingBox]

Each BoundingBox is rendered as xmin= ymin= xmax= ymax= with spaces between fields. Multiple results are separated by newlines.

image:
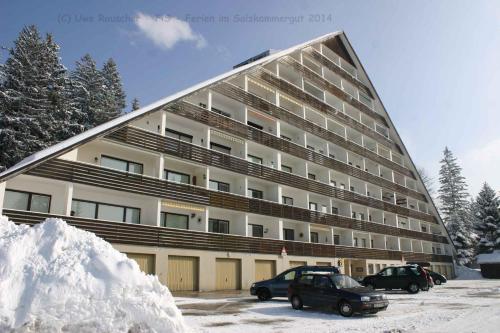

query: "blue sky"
xmin=1 ymin=0 xmax=499 ymax=196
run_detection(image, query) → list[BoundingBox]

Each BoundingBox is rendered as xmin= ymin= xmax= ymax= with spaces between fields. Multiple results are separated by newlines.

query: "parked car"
xmin=425 ymin=269 xmax=447 ymax=285
xmin=288 ymin=273 xmax=389 ymax=317
xmin=250 ymin=265 xmax=340 ymax=301
xmin=361 ymin=265 xmax=428 ymax=294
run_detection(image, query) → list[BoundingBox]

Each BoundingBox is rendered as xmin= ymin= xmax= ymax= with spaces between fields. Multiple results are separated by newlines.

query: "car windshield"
xmin=331 ymin=275 xmax=361 ymax=289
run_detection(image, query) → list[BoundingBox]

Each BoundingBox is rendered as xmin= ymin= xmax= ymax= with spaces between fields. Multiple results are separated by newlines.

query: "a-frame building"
xmin=0 ymin=31 xmax=455 ymax=291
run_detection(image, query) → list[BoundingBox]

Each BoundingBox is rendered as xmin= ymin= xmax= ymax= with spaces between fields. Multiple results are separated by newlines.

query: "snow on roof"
xmin=0 ymin=31 xmax=342 ymax=182
xmin=477 ymin=250 xmax=500 ymax=264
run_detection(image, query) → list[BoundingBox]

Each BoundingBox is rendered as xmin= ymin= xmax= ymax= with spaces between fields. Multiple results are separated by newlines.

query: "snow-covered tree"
xmin=101 ymin=58 xmax=126 ymax=120
xmin=438 ymin=147 xmax=475 ymax=265
xmin=473 ymin=183 xmax=500 ymax=254
xmin=70 ymin=54 xmax=106 ymax=130
xmin=0 ymin=26 xmax=80 ymax=171
xmin=131 ymin=97 xmax=140 ymax=111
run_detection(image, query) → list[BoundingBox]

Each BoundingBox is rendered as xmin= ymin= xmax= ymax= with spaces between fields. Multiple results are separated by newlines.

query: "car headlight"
xmin=360 ymin=296 xmax=370 ymax=302
xmin=251 ymin=283 xmax=256 ymax=288
xmin=381 ymin=294 xmax=388 ymax=300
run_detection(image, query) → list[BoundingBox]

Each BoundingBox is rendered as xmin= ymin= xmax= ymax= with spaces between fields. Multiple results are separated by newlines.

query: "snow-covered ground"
xmin=178 ymin=279 xmax=500 ymax=333
xmin=0 ymin=216 xmax=187 ymax=333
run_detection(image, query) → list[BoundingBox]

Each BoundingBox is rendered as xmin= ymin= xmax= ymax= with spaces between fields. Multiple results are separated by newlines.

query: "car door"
xmin=272 ymin=269 xmax=297 ymax=297
xmin=377 ymin=267 xmax=396 ymax=288
xmin=298 ymin=275 xmax=316 ymax=306
xmin=313 ymin=275 xmax=337 ymax=307
xmin=395 ymin=267 xmax=411 ymax=288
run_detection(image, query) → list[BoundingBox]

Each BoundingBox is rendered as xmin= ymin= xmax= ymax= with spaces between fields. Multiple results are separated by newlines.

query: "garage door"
xmin=168 ymin=256 xmax=199 ymax=291
xmin=216 ymin=258 xmax=241 ymax=290
xmin=255 ymin=260 xmax=276 ymax=281
xmin=289 ymin=261 xmax=307 ymax=268
xmin=316 ymin=261 xmax=331 ymax=266
xmin=126 ymin=253 xmax=155 ymax=274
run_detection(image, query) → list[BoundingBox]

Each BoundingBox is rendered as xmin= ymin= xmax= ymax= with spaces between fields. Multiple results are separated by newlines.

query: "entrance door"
xmin=167 ymin=256 xmax=199 ymax=291
xmin=216 ymin=259 xmax=241 ymax=290
xmin=255 ymin=260 xmax=276 ymax=282
xmin=126 ymin=253 xmax=155 ymax=274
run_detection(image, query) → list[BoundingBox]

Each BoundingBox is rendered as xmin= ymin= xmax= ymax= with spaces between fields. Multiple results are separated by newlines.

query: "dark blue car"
xmin=250 ymin=265 xmax=340 ymax=301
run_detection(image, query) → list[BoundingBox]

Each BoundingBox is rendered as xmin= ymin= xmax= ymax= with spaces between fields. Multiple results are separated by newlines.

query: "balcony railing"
xmin=3 ymin=209 xmax=453 ymax=262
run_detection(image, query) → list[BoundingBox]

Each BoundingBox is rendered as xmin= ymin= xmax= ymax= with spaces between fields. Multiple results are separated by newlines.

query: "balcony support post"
xmin=63 ymin=183 xmax=73 ymax=216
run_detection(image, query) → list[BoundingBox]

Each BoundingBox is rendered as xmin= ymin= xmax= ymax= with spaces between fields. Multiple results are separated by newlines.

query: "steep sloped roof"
xmin=0 ymin=31 xmax=343 ymax=182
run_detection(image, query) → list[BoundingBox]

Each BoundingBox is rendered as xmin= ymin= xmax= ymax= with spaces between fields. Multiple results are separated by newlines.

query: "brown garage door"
xmin=216 ymin=258 xmax=241 ymax=290
xmin=289 ymin=261 xmax=307 ymax=268
xmin=255 ymin=260 xmax=276 ymax=281
xmin=126 ymin=253 xmax=155 ymax=274
xmin=168 ymin=256 xmax=199 ymax=291
xmin=316 ymin=261 xmax=331 ymax=266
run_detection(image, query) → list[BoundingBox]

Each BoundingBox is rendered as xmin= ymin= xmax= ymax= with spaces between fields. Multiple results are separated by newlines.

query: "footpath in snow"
xmin=0 ymin=216 xmax=187 ymax=333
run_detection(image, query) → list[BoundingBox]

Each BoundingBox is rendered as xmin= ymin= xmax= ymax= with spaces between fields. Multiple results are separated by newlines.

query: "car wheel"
xmin=338 ymin=300 xmax=354 ymax=317
xmin=434 ymin=279 xmax=442 ymax=286
xmin=407 ymin=282 xmax=420 ymax=294
xmin=257 ymin=288 xmax=271 ymax=301
xmin=291 ymin=295 xmax=303 ymax=310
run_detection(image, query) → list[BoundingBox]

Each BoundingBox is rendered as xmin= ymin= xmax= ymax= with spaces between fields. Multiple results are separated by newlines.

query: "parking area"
xmin=176 ymin=279 xmax=500 ymax=332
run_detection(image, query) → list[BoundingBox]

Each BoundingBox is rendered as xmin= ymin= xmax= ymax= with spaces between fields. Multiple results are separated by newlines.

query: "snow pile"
xmin=0 ymin=216 xmax=187 ymax=333
xmin=476 ymin=250 xmax=500 ymax=264
xmin=454 ymin=264 xmax=483 ymax=280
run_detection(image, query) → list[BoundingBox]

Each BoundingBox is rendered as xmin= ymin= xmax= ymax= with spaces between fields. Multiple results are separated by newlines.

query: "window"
xmin=352 ymin=212 xmax=357 ymax=219
xmin=211 ymin=106 xmax=231 ymax=118
xmin=309 ymin=202 xmax=318 ymax=211
xmin=380 ymin=268 xmax=395 ymax=276
xmin=165 ymin=170 xmax=190 ymax=184
xmin=314 ymin=275 xmax=332 ymax=288
xmin=282 ymin=196 xmax=294 ymax=206
xmin=209 ymin=180 xmax=230 ymax=192
xmin=421 ymin=225 xmax=427 ymax=232
xmin=361 ymin=238 xmax=367 ymax=248
xmin=354 ymin=237 xmax=358 ymax=247
xmin=247 ymin=121 xmax=263 ymax=130
xmin=330 ymin=180 xmax=337 ymax=187
xmin=71 ymin=199 xmax=140 ymax=224
xmin=249 ymin=224 xmax=264 ymax=237
xmin=247 ymin=154 xmax=263 ymax=164
xmin=281 ymin=165 xmax=292 ymax=173
xmin=359 ymin=213 xmax=365 ymax=220
xmin=436 ymin=247 xmax=442 ymax=254
xmin=209 ymin=218 xmax=229 ymax=234
xmin=396 ymin=267 xmax=409 ymax=276
xmin=210 ymin=142 xmax=231 ymax=154
xmin=284 ymin=228 xmax=295 ymax=240
xmin=299 ymin=275 xmax=314 ymax=285
xmin=310 ymin=232 xmax=319 ymax=243
xmin=307 ymin=173 xmax=316 ymax=180
xmin=281 ymin=134 xmax=292 ymax=141
xmin=333 ymin=234 xmax=340 ymax=245
xmin=248 ymin=188 xmax=263 ymax=199
xmin=281 ymin=270 xmax=296 ymax=281
xmin=101 ymin=155 xmax=143 ymax=174
xmin=339 ymin=183 xmax=345 ymax=190
xmin=165 ymin=128 xmax=193 ymax=143
xmin=4 ymin=190 xmax=51 ymax=213
xmin=331 ymin=207 xmax=339 ymax=215
xmin=161 ymin=212 xmax=189 ymax=229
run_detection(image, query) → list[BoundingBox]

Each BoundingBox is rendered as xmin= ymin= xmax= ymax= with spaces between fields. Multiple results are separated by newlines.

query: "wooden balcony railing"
xmin=26 ymin=158 xmax=446 ymax=243
xmin=107 ymin=125 xmax=434 ymax=224
xmin=2 ymin=209 xmax=453 ymax=263
xmin=303 ymin=46 xmax=371 ymax=97
xmin=163 ymin=101 xmax=425 ymax=201
xmin=212 ymin=82 xmax=414 ymax=179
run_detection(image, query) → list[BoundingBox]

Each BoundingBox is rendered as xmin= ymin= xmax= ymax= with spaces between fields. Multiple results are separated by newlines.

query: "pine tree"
xmin=474 ymin=183 xmax=500 ymax=254
xmin=131 ymin=97 xmax=140 ymax=111
xmin=438 ymin=147 xmax=475 ymax=265
xmin=0 ymin=26 xmax=78 ymax=171
xmin=70 ymin=54 xmax=106 ymax=130
xmin=101 ymin=58 xmax=126 ymax=121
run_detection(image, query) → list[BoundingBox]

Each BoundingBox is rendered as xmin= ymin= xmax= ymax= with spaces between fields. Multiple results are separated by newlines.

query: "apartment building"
xmin=0 ymin=32 xmax=455 ymax=291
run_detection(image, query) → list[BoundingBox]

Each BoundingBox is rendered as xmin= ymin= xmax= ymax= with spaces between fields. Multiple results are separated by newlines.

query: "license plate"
xmin=373 ymin=303 xmax=386 ymax=308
